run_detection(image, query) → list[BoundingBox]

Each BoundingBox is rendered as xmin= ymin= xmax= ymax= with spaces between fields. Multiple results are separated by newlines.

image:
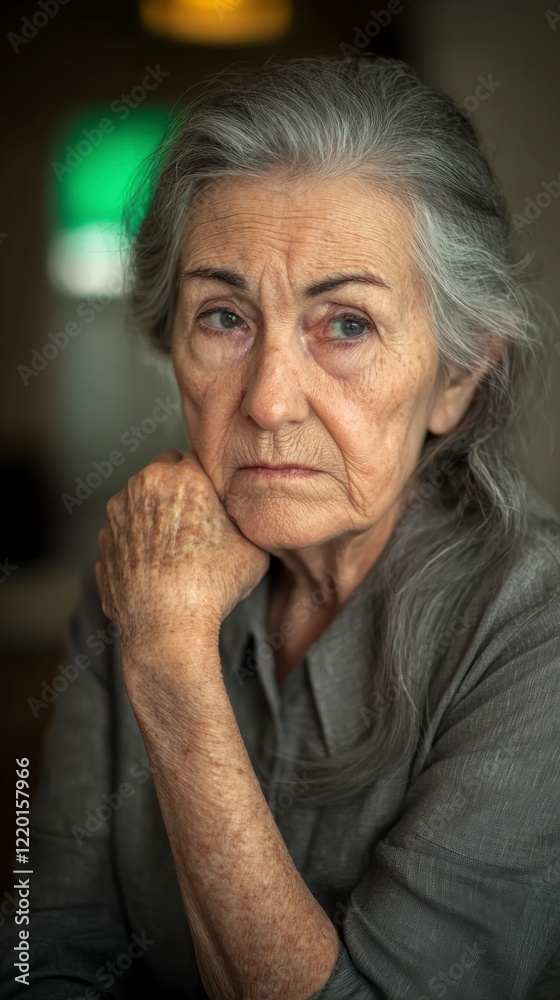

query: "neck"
xmin=267 ymin=497 xmax=406 ymax=613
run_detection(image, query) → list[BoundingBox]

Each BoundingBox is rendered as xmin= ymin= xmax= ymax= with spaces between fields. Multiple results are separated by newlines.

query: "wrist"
xmin=118 ymin=624 xmax=221 ymax=706
xmin=120 ymin=637 xmax=229 ymax=758
xmin=118 ymin=620 xmax=220 ymax=661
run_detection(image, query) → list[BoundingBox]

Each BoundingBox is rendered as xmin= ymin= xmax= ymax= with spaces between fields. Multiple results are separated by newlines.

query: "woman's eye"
xmin=195 ymin=307 xmax=374 ymax=347
xmin=197 ymin=308 xmax=246 ymax=332
xmin=326 ymin=313 xmax=374 ymax=345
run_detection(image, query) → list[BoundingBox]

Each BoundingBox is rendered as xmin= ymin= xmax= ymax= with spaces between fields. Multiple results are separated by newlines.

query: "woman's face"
xmin=171 ymin=172 xmax=476 ymax=552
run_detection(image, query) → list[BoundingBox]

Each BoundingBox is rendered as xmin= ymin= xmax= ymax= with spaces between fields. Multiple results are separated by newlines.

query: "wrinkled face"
xmin=171 ymin=172 xmax=472 ymax=552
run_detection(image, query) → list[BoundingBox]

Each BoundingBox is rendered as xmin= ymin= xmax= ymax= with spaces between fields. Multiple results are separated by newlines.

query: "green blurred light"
xmin=52 ymin=106 xmax=171 ymax=230
xmin=49 ymin=106 xmax=173 ymax=297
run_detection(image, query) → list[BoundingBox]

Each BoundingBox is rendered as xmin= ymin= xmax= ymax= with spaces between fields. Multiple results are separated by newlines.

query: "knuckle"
xmin=136 ymin=461 xmax=156 ymax=483
xmin=131 ymin=468 xmax=152 ymax=495
xmin=106 ymin=493 xmax=118 ymax=515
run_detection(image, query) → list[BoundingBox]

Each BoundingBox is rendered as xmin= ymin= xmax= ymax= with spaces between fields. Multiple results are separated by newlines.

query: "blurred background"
xmin=1 ymin=0 xmax=559 ymax=895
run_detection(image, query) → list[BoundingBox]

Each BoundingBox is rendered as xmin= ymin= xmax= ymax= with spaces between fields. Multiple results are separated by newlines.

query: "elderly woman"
xmin=3 ymin=54 xmax=560 ymax=1000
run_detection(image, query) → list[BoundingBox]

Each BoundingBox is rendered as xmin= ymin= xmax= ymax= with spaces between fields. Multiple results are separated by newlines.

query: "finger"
xmin=97 ymin=522 xmax=115 ymax=559
xmin=97 ymin=525 xmax=105 ymax=554
xmin=95 ymin=559 xmax=114 ymax=621
xmin=105 ymin=488 xmax=127 ymax=524
xmin=149 ymin=448 xmax=184 ymax=466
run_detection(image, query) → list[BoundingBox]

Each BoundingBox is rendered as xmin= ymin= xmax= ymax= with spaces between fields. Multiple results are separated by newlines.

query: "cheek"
xmin=173 ymin=367 xmax=203 ymax=441
xmin=329 ymin=372 xmax=431 ymax=486
xmin=175 ymin=365 xmax=240 ymax=464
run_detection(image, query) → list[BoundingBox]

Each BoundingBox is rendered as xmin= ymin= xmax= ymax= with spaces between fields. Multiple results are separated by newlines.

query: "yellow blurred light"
xmin=139 ymin=0 xmax=293 ymax=45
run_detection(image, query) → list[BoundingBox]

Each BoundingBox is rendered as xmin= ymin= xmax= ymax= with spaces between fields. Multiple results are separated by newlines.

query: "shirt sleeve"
xmin=0 ymin=570 xmax=133 ymax=999
xmin=306 ymin=590 xmax=560 ymax=1000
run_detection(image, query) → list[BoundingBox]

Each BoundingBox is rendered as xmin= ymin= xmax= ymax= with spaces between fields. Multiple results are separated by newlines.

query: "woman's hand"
xmin=95 ymin=448 xmax=270 ymax=657
xmin=94 ymin=450 xmax=340 ymax=1000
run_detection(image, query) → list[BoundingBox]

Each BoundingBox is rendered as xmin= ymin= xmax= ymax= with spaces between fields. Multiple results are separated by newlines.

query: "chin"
xmin=228 ymin=506 xmax=324 ymax=552
xmin=239 ymin=523 xmax=318 ymax=552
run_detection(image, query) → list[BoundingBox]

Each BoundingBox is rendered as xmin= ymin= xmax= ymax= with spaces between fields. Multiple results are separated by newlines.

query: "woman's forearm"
xmin=121 ymin=638 xmax=340 ymax=1000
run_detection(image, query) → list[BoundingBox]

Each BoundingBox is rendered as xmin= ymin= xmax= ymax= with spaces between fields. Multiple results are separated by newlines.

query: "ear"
xmin=427 ymin=373 xmax=480 ymax=436
xmin=427 ymin=337 xmax=501 ymax=436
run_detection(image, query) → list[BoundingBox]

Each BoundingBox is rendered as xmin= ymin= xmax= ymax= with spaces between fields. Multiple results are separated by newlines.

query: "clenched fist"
xmin=95 ymin=448 xmax=270 ymax=659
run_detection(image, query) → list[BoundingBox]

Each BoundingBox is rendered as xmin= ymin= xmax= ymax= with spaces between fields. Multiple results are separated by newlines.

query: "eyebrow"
xmin=179 ymin=267 xmax=391 ymax=297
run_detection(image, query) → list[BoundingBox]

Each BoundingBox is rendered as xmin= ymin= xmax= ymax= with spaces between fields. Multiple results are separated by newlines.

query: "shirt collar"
xmin=219 ymin=500 xmax=422 ymax=756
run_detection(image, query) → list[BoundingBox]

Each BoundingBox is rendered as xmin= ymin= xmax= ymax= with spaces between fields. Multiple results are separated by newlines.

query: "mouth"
xmin=240 ymin=465 xmax=320 ymax=478
xmin=241 ymin=463 xmax=318 ymax=472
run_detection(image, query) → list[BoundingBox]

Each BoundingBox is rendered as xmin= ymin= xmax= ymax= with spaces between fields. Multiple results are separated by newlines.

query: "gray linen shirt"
xmin=1 ymin=486 xmax=560 ymax=999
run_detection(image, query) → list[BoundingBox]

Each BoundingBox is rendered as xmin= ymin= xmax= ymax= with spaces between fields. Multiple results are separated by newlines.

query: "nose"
xmin=240 ymin=335 xmax=309 ymax=430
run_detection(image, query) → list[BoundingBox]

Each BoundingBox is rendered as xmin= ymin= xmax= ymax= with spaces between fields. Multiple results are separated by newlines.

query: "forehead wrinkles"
xmin=183 ymin=222 xmax=305 ymax=307
xmin=186 ymin=199 xmax=371 ymax=251
xmin=182 ymin=180 xmax=419 ymax=311
xmin=191 ymin=184 xmax=398 ymax=237
xmin=186 ymin=172 xmax=402 ymax=250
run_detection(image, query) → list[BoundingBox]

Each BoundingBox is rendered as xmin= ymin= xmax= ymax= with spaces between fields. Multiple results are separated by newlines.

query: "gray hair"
xmin=126 ymin=55 xmax=558 ymax=806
